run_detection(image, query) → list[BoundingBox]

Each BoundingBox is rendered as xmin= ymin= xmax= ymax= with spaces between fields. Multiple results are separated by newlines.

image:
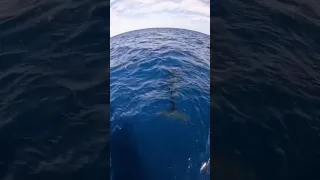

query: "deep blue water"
xmin=0 ymin=1 xmax=110 ymax=179
xmin=1 ymin=0 xmax=320 ymax=180
xmin=110 ymin=28 xmax=210 ymax=180
xmin=212 ymin=0 xmax=320 ymax=180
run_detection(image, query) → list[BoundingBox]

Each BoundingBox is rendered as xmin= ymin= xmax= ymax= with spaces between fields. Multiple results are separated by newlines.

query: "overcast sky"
xmin=110 ymin=0 xmax=210 ymax=37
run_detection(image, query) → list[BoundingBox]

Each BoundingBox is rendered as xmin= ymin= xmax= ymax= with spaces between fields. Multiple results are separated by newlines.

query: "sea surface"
xmin=0 ymin=0 xmax=110 ymax=180
xmin=212 ymin=0 xmax=320 ymax=180
xmin=110 ymin=28 xmax=210 ymax=180
xmin=1 ymin=0 xmax=320 ymax=180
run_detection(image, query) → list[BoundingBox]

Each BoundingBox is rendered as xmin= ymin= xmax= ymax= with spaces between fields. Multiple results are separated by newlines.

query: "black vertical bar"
xmin=0 ymin=0 xmax=111 ymax=179
xmin=211 ymin=1 xmax=320 ymax=180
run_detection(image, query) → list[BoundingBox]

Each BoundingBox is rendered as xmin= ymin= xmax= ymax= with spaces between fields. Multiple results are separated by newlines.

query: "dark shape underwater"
xmin=110 ymin=121 xmax=147 ymax=180
xmin=158 ymin=70 xmax=189 ymax=121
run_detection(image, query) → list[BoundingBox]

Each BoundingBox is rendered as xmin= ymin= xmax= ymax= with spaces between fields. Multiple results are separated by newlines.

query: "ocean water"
xmin=1 ymin=0 xmax=320 ymax=180
xmin=212 ymin=0 xmax=320 ymax=180
xmin=0 ymin=1 xmax=110 ymax=179
xmin=110 ymin=28 xmax=210 ymax=180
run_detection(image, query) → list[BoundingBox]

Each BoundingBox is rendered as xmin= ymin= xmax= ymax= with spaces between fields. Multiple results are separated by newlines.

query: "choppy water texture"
xmin=0 ymin=0 xmax=110 ymax=179
xmin=212 ymin=0 xmax=320 ymax=180
xmin=110 ymin=28 xmax=210 ymax=180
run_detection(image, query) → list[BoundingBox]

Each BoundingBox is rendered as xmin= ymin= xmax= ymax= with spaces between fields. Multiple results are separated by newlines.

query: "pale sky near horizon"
xmin=110 ymin=0 xmax=210 ymax=37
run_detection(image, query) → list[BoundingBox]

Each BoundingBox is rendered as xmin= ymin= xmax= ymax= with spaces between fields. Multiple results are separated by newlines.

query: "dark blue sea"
xmin=0 ymin=1 xmax=110 ymax=180
xmin=1 ymin=0 xmax=320 ymax=180
xmin=110 ymin=28 xmax=210 ymax=180
xmin=212 ymin=0 xmax=320 ymax=180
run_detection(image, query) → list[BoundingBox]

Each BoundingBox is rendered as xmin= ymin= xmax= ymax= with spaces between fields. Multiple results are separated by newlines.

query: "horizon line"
xmin=110 ymin=27 xmax=210 ymax=38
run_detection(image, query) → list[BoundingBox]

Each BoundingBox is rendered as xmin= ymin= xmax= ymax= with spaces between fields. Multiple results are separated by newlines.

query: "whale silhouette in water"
xmin=158 ymin=70 xmax=189 ymax=121
xmin=111 ymin=70 xmax=191 ymax=180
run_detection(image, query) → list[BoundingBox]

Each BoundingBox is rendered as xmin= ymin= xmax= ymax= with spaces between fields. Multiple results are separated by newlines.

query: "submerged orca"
xmin=158 ymin=70 xmax=189 ymax=121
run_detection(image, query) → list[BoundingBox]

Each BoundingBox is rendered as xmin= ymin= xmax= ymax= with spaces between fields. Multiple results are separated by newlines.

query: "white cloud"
xmin=110 ymin=0 xmax=210 ymax=37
